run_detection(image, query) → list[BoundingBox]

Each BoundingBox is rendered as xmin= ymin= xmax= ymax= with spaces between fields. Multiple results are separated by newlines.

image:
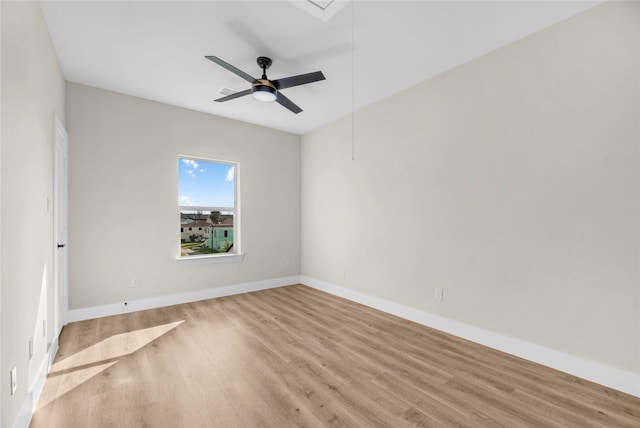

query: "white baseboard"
xmin=67 ymin=276 xmax=300 ymax=323
xmin=300 ymin=275 xmax=640 ymax=398
xmin=13 ymin=336 xmax=60 ymax=428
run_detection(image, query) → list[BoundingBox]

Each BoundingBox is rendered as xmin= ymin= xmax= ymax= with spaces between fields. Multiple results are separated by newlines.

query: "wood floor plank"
xmin=31 ymin=285 xmax=640 ymax=427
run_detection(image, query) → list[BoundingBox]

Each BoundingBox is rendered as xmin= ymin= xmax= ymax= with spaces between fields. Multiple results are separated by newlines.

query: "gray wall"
xmin=1 ymin=2 xmax=66 ymax=426
xmin=66 ymin=83 xmax=301 ymax=309
xmin=301 ymin=1 xmax=639 ymax=374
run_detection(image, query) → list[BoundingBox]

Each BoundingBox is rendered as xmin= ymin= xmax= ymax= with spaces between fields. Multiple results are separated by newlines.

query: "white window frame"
xmin=176 ymin=155 xmax=243 ymax=263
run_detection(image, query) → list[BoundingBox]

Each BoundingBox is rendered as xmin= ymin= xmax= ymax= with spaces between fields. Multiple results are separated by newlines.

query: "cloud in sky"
xmin=182 ymin=159 xmax=198 ymax=169
xmin=225 ymin=166 xmax=234 ymax=182
xmin=182 ymin=159 xmax=206 ymax=178
xmin=179 ymin=194 xmax=195 ymax=206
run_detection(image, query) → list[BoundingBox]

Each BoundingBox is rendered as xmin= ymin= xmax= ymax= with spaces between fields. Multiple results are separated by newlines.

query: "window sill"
xmin=176 ymin=253 xmax=244 ymax=265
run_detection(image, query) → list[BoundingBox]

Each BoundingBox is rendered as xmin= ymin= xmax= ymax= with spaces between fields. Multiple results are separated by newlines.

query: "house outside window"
xmin=178 ymin=156 xmax=238 ymax=257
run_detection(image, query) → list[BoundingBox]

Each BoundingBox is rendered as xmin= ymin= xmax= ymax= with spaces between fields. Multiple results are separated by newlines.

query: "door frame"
xmin=53 ymin=114 xmax=69 ymax=334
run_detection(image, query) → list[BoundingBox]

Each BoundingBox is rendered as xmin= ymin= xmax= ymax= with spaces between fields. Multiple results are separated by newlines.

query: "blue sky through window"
xmin=178 ymin=158 xmax=235 ymax=208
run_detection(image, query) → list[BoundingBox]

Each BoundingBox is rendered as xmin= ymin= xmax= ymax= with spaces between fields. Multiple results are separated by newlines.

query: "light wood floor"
xmin=31 ymin=285 xmax=639 ymax=427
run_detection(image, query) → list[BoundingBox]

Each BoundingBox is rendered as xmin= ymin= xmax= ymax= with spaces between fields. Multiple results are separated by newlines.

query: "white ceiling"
xmin=40 ymin=0 xmax=601 ymax=135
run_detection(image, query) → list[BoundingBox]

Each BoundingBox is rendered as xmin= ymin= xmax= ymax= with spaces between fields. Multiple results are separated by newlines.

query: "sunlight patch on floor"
xmin=36 ymin=360 xmax=119 ymax=410
xmin=36 ymin=320 xmax=184 ymax=410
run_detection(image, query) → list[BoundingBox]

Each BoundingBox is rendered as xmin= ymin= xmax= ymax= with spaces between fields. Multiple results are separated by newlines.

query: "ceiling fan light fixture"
xmin=251 ymin=84 xmax=277 ymax=102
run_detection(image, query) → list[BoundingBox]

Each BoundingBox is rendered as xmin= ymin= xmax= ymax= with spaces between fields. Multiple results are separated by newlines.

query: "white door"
xmin=53 ymin=115 xmax=69 ymax=334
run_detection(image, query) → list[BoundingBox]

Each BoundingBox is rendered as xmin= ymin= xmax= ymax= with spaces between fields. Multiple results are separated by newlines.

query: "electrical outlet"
xmin=29 ymin=339 xmax=33 ymax=360
xmin=283 ymin=258 xmax=290 ymax=269
xmin=131 ymin=276 xmax=139 ymax=287
xmin=10 ymin=366 xmax=17 ymax=395
xmin=434 ymin=288 xmax=444 ymax=302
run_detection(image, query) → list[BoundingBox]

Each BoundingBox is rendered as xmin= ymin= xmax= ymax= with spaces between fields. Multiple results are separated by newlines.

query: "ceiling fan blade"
xmin=214 ymin=89 xmax=252 ymax=102
xmin=271 ymin=71 xmax=326 ymax=90
xmin=275 ymin=92 xmax=302 ymax=114
xmin=205 ymin=56 xmax=256 ymax=84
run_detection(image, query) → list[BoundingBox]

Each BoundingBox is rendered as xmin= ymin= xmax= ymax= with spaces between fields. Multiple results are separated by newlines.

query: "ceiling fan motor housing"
xmin=252 ymin=57 xmax=277 ymax=101
xmin=251 ymin=79 xmax=277 ymax=101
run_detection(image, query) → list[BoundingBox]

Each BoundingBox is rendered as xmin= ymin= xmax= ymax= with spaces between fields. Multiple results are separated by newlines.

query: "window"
xmin=178 ymin=156 xmax=238 ymax=258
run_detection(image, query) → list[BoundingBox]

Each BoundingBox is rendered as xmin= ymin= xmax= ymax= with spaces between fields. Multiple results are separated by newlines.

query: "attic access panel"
xmin=288 ymin=0 xmax=352 ymax=22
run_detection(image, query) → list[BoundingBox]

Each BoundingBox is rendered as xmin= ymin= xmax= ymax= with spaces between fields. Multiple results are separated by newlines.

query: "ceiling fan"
xmin=205 ymin=55 xmax=326 ymax=114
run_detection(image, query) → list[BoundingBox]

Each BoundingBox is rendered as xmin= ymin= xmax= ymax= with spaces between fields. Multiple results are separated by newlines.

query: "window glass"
xmin=178 ymin=157 xmax=237 ymax=257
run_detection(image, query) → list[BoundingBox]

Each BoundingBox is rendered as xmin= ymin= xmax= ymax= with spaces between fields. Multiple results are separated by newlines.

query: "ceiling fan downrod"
xmin=257 ymin=56 xmax=272 ymax=79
